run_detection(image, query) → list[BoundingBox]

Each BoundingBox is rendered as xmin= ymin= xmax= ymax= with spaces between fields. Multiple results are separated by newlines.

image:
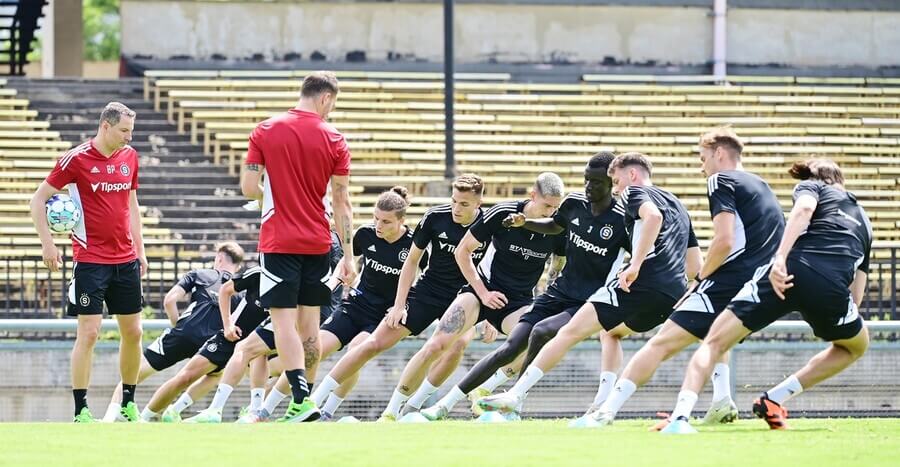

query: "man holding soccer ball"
xmin=29 ymin=102 xmax=147 ymax=422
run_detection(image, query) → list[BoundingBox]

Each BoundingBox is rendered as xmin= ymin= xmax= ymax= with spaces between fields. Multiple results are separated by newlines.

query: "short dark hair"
xmin=100 ymin=102 xmax=136 ymax=126
xmin=216 ymin=241 xmax=244 ymax=265
xmin=452 ymin=173 xmax=484 ymax=196
xmin=587 ymin=151 xmax=616 ymax=173
xmin=789 ymin=158 xmax=845 ymax=186
xmin=699 ymin=126 xmax=744 ymax=157
xmin=301 ymin=71 xmax=340 ymax=98
xmin=609 ymin=152 xmax=653 ymax=177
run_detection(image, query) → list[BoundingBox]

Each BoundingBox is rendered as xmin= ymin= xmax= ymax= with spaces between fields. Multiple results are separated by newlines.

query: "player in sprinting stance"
xmin=187 ymin=188 xmax=415 ymax=422
xmin=377 ymin=173 xmax=567 ymax=421
xmin=660 ymin=158 xmax=872 ymax=434
xmin=30 ymin=102 xmax=147 ymax=422
xmin=419 ymin=153 xmax=630 ymax=420
xmin=140 ymin=266 xmax=268 ymax=421
xmin=310 ymin=174 xmax=494 ymax=417
xmin=480 ymin=153 xmax=701 ymax=416
xmin=101 ymin=242 xmax=244 ymax=421
xmin=585 ymin=127 xmax=785 ymax=428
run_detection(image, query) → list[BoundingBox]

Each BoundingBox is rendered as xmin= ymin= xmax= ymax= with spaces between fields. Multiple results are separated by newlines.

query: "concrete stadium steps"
xmin=6 ymin=78 xmax=258 ymax=254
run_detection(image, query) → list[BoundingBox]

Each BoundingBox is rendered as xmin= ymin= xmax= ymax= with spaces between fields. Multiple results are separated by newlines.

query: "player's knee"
xmin=119 ymin=324 xmax=143 ymax=343
xmin=448 ymin=337 xmax=469 ymax=357
xmin=423 ymin=337 xmax=450 ymax=358
xmin=531 ymin=322 xmax=559 ymax=345
xmin=76 ymin=325 xmax=101 ymax=345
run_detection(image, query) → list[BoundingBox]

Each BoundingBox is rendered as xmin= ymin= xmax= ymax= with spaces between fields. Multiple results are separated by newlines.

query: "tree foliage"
xmin=83 ymin=0 xmax=120 ymax=61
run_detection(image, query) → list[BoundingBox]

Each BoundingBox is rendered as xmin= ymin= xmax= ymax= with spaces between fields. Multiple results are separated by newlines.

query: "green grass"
xmin=1 ymin=419 xmax=898 ymax=466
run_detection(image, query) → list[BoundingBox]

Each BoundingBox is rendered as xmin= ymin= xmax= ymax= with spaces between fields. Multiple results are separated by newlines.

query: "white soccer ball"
xmin=46 ymin=194 xmax=81 ymax=233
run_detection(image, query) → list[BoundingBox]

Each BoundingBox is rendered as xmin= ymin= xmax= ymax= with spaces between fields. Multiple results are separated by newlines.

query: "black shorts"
xmin=459 ymin=283 xmax=534 ymax=333
xmin=518 ymin=292 xmax=584 ymax=326
xmin=254 ymin=317 xmax=276 ymax=350
xmin=197 ymin=331 xmax=238 ymax=373
xmin=729 ymin=261 xmax=864 ymax=342
xmin=143 ymin=328 xmax=204 ymax=371
xmin=66 ymin=260 xmax=142 ymax=316
xmin=669 ymin=279 xmax=743 ymax=340
xmin=321 ymin=301 xmax=382 ymax=350
xmin=402 ymin=287 xmax=456 ymax=336
xmin=589 ymin=287 xmax=676 ymax=333
xmin=259 ymin=252 xmax=331 ymax=308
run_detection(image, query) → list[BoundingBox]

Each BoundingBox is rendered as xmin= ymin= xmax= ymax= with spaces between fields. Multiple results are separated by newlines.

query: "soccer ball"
xmin=46 ymin=194 xmax=81 ymax=233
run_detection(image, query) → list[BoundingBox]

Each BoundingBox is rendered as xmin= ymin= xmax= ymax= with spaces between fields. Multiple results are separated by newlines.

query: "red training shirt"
xmin=245 ymin=109 xmax=351 ymax=255
xmin=45 ymin=140 xmax=140 ymax=264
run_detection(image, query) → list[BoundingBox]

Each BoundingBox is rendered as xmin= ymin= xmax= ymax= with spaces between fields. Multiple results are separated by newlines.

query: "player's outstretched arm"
xmin=769 ymin=194 xmax=817 ymax=299
xmin=618 ymin=201 xmax=662 ymax=292
xmin=218 ymin=280 xmax=241 ymax=342
xmin=331 ymin=174 xmax=356 ymax=284
xmin=162 ymin=285 xmax=190 ymax=326
xmin=29 ymin=181 xmax=62 ymax=272
xmin=240 ymin=163 xmax=264 ymax=201
xmin=503 ymin=213 xmax=564 ymax=235
xmin=698 ymin=212 xmax=734 ymax=280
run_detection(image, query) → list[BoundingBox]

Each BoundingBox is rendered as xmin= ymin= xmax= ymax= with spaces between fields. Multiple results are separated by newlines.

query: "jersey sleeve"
xmin=858 ymin=212 xmax=873 ymax=274
xmin=553 ymin=232 xmax=567 ymax=257
xmin=687 ymin=221 xmax=699 ymax=248
xmin=130 ymin=158 xmax=139 ymax=190
xmin=245 ymin=124 xmax=266 ymax=166
xmin=469 ymin=205 xmax=509 ymax=243
xmin=551 ymin=196 xmax=575 ymax=228
xmin=707 ymin=173 xmax=737 ymax=217
xmin=622 ymin=186 xmax=652 ymax=219
xmin=231 ymin=267 xmax=260 ymax=293
xmin=45 ymin=154 xmax=78 ymax=190
xmin=331 ymin=133 xmax=351 ymax=176
xmin=351 ymin=228 xmax=368 ymax=257
xmin=175 ymin=270 xmax=197 ymax=293
xmin=412 ymin=210 xmax=436 ymax=249
xmin=792 ymin=180 xmax=823 ymax=202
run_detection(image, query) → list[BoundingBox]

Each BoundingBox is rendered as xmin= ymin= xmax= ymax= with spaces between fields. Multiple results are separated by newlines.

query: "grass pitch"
xmin=2 ymin=418 xmax=897 ymax=466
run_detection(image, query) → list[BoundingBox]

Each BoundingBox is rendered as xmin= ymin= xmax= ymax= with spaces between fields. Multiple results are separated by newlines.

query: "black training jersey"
xmin=174 ymin=268 xmax=238 ymax=343
xmin=706 ymin=170 xmax=785 ymax=285
xmin=549 ymin=193 xmax=630 ymax=300
xmin=790 ymin=180 xmax=873 ymax=288
xmin=349 ymin=224 xmax=415 ymax=313
xmin=619 ymin=185 xmax=697 ymax=299
xmin=412 ymin=204 xmax=487 ymax=299
xmin=470 ymin=200 xmax=567 ymax=298
xmin=230 ymin=267 xmax=269 ymax=334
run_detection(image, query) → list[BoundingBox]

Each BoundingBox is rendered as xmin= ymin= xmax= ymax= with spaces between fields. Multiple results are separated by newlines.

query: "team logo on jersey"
xmin=368 ymin=245 xmax=377 ymax=253
xmin=206 ymin=342 xmax=218 ymax=353
xmin=399 ymin=248 xmax=409 ymax=262
xmin=90 ymin=166 xmax=100 ymax=174
xmin=79 ymin=293 xmax=90 ymax=307
xmin=438 ymin=232 xmax=448 ymax=239
xmin=120 ymin=164 xmax=130 ymax=176
xmin=600 ymin=224 xmax=614 ymax=240
xmin=571 ymin=218 xmax=580 ymax=226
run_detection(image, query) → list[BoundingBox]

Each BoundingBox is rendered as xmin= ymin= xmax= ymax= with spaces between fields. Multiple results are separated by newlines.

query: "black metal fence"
xmin=1 ymin=243 xmax=898 ymax=320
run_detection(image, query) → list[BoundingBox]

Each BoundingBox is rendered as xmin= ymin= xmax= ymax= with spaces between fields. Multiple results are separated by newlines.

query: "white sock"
xmin=209 ymin=384 xmax=233 ymax=411
xmin=249 ymin=388 xmax=265 ymax=411
xmin=711 ymin=363 xmax=732 ymax=402
xmin=406 ymin=379 xmax=439 ymax=410
xmin=509 ymin=366 xmax=544 ymax=398
xmin=102 ymin=402 xmax=121 ymax=422
xmin=311 ymin=375 xmax=340 ymax=406
xmin=599 ymin=378 xmax=636 ymax=416
xmin=670 ymin=390 xmax=699 ymax=421
xmin=322 ymin=393 xmax=344 ymax=416
xmin=478 ymin=369 xmax=511 ymax=392
xmin=140 ymin=407 xmax=159 ymax=422
xmin=385 ymin=390 xmax=411 ymax=417
xmin=172 ymin=393 xmax=193 ymax=414
xmin=593 ymin=371 xmax=618 ymax=406
xmin=262 ymin=388 xmax=288 ymax=415
xmin=766 ymin=375 xmax=803 ymax=405
xmin=435 ymin=386 xmax=466 ymax=411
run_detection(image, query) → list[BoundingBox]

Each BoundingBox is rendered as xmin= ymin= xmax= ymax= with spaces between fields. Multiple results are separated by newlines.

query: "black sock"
xmin=284 ymin=369 xmax=309 ymax=403
xmin=73 ymin=389 xmax=88 ymax=416
xmin=122 ymin=384 xmax=137 ymax=405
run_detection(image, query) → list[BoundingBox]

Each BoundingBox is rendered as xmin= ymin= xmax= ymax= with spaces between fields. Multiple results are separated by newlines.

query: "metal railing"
xmin=1 ymin=243 xmax=899 ymax=321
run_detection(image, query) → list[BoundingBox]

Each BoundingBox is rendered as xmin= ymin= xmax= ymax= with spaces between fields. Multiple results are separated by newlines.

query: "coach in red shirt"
xmin=30 ymin=102 xmax=147 ymax=422
xmin=241 ymin=71 xmax=355 ymax=422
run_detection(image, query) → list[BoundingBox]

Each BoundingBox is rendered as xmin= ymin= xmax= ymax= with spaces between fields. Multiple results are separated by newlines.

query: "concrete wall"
xmin=2 ymin=340 xmax=897 ymax=422
xmin=119 ymin=1 xmax=900 ymax=67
